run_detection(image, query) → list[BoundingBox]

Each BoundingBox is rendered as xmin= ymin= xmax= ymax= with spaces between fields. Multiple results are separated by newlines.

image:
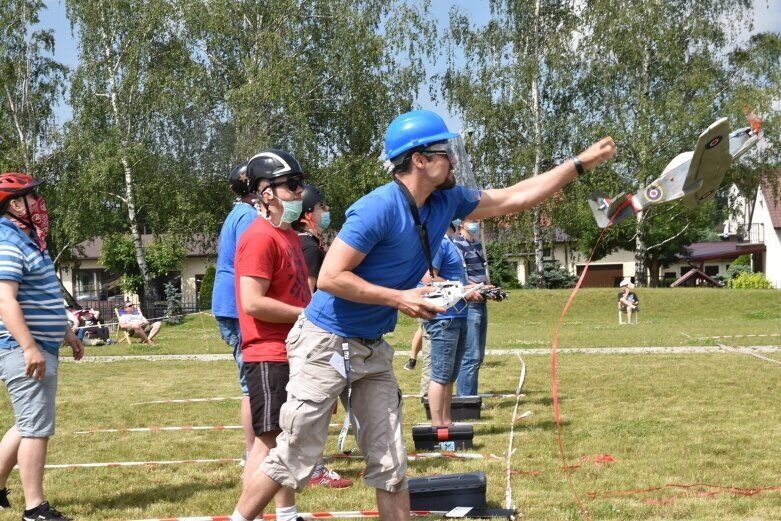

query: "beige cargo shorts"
xmin=262 ymin=315 xmax=408 ymax=492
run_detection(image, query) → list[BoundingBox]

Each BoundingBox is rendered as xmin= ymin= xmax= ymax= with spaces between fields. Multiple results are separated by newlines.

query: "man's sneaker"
xmin=308 ymin=464 xmax=353 ymax=488
xmin=0 ymin=488 xmax=10 ymax=509
xmin=22 ymin=501 xmax=71 ymax=521
xmin=403 ymin=358 xmax=417 ymax=371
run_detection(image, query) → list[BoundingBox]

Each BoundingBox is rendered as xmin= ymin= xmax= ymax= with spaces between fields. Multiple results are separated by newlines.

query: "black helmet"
xmin=228 ymin=161 xmax=249 ymax=196
xmin=246 ymin=149 xmax=304 ymax=192
xmin=301 ymin=185 xmax=325 ymax=214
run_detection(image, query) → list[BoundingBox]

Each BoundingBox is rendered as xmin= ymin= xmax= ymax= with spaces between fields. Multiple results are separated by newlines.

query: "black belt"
xmin=354 ymin=336 xmax=383 ymax=345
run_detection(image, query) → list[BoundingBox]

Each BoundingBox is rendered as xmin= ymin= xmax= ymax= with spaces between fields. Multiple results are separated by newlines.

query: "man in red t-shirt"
xmin=232 ymin=149 xmax=310 ymax=521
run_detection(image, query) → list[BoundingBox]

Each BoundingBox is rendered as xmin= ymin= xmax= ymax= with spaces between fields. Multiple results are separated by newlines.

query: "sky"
xmin=39 ymin=0 xmax=781 ymax=131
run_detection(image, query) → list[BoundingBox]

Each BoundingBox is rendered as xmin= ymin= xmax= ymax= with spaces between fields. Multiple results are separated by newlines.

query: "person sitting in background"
xmin=618 ymin=280 xmax=639 ymax=324
xmin=118 ymin=302 xmax=161 ymax=344
xmin=65 ymin=305 xmax=79 ymax=336
xmin=73 ymin=306 xmax=110 ymax=343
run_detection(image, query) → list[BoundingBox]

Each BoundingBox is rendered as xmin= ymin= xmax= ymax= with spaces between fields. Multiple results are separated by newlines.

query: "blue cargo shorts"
xmin=0 ymin=347 xmax=58 ymax=437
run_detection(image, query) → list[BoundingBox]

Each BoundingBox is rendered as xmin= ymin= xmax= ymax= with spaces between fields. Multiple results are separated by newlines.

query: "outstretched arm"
xmin=468 ymin=137 xmax=616 ymax=220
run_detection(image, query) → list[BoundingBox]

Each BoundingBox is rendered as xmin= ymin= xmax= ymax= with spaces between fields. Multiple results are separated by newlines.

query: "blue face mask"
xmin=280 ymin=199 xmax=303 ymax=224
xmin=317 ymin=211 xmax=331 ymax=231
xmin=465 ymin=223 xmax=480 ymax=235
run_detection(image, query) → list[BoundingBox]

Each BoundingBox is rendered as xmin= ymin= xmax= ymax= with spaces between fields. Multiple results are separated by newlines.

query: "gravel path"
xmin=64 ymin=344 xmax=781 ymax=363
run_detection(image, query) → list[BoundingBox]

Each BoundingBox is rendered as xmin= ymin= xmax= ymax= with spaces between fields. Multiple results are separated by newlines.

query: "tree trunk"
xmin=634 ymin=211 xmax=647 ymax=287
xmin=647 ymin=256 xmax=661 ymax=287
xmin=532 ymin=0 xmax=545 ymax=289
xmin=101 ymin=25 xmax=159 ymax=302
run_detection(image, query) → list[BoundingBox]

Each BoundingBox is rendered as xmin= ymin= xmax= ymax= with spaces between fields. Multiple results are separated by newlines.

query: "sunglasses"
xmin=271 ymin=176 xmax=305 ymax=192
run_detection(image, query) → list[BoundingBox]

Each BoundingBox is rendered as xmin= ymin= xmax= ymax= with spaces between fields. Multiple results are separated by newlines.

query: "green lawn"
xmin=0 ymin=288 xmax=779 ymax=520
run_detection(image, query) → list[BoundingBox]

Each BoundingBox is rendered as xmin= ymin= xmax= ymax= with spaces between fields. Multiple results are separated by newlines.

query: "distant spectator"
xmin=118 ymin=302 xmax=161 ymax=344
xmin=73 ymin=306 xmax=110 ymax=343
xmin=618 ymin=280 xmax=639 ymax=324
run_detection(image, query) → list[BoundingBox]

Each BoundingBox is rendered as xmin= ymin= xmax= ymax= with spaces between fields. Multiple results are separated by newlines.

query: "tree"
xmin=65 ymin=0 xmax=223 ymax=301
xmin=178 ymin=0 xmax=434 ymax=230
xmin=440 ymin=0 xmax=581 ymax=288
xmin=0 ymin=0 xmax=67 ymax=174
xmin=576 ymin=0 xmax=773 ymax=286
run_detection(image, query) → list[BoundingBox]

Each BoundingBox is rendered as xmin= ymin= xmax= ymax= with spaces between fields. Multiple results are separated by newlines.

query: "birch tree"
xmin=577 ymin=0 xmax=762 ymax=286
xmin=440 ymin=0 xmax=580 ymax=288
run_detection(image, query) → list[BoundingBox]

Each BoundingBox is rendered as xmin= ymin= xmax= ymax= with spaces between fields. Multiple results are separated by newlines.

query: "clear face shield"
xmin=427 ymin=136 xmax=479 ymax=192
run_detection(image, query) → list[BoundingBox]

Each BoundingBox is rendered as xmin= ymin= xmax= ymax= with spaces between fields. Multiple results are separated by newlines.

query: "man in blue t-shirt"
xmin=422 ymin=222 xmax=475 ymax=426
xmin=230 ymin=110 xmax=616 ymax=521
xmin=452 ymin=218 xmax=490 ymax=396
xmin=0 ymin=173 xmax=83 ymax=521
xmin=211 ymin=161 xmax=259 ymax=462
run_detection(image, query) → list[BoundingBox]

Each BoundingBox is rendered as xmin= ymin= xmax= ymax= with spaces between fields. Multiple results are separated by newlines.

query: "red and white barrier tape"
xmin=75 ymin=425 xmax=244 ymax=434
xmin=36 ymin=458 xmax=240 ymax=470
xmin=131 ymin=510 xmax=448 ymax=520
xmin=133 ymin=394 xmax=521 ymax=406
xmin=131 ymin=397 xmax=242 ymax=405
xmin=76 ymin=422 xmax=489 ymax=435
xmin=325 ymin=451 xmax=499 ymax=462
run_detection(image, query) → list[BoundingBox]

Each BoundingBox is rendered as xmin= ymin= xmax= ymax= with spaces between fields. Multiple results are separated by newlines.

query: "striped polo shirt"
xmin=0 ymin=219 xmax=67 ymax=355
xmin=451 ymin=233 xmax=488 ymax=284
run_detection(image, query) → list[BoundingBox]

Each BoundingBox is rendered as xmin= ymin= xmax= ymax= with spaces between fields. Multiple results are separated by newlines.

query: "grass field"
xmin=1 ymin=288 xmax=780 ymax=520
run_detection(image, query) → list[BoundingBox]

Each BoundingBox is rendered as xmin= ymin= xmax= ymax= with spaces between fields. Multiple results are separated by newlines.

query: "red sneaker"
xmin=308 ymin=465 xmax=353 ymax=488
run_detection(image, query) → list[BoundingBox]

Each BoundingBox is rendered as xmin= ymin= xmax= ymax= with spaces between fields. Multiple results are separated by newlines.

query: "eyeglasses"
xmin=271 ymin=176 xmax=305 ymax=192
xmin=421 ymin=150 xmax=450 ymax=159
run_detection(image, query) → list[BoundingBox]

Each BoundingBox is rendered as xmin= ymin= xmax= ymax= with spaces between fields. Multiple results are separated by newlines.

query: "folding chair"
xmin=618 ymin=303 xmax=639 ymax=324
xmin=114 ymin=308 xmax=133 ymax=345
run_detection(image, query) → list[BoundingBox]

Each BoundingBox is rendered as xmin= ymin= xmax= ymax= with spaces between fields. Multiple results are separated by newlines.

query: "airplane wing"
xmin=679 ymin=117 xmax=731 ymax=208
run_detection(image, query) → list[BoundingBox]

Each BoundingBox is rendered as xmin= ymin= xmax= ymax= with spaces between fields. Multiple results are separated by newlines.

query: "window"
xmin=704 ymin=266 xmax=719 ymax=277
xmin=73 ymin=269 xmax=121 ymax=301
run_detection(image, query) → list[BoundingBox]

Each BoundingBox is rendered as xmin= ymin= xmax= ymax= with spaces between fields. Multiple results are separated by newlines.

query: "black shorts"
xmin=245 ymin=361 xmax=289 ymax=436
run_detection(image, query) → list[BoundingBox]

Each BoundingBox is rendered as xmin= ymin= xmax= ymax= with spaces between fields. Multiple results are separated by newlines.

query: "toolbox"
xmin=422 ymin=395 xmax=482 ymax=420
xmin=412 ymin=423 xmax=474 ymax=451
xmin=408 ymin=471 xmax=487 ymax=511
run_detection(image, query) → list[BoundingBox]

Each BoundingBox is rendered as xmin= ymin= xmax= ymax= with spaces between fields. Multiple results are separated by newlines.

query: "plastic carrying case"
xmin=422 ymin=395 xmax=482 ymax=420
xmin=412 ymin=423 xmax=474 ymax=450
xmin=408 ymin=471 xmax=487 ymax=511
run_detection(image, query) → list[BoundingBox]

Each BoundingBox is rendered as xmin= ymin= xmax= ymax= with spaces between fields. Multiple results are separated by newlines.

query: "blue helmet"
xmin=384 ymin=110 xmax=459 ymax=160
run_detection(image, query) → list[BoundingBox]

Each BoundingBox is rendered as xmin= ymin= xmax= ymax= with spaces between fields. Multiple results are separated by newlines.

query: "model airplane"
xmin=588 ymin=117 xmax=759 ymax=228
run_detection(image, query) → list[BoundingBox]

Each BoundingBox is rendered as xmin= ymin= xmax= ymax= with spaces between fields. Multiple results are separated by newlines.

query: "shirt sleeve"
xmin=0 ymin=242 xmax=25 ymax=282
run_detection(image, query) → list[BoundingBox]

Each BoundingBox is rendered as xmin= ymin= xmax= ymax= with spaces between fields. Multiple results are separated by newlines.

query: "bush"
xmin=199 ymin=265 xmax=216 ymax=310
xmin=727 ymin=272 xmax=772 ymax=289
xmin=522 ymin=261 xmax=578 ymax=289
xmin=163 ymin=282 xmax=183 ymax=324
xmin=732 ymin=254 xmax=751 ymax=266
xmin=727 ymin=263 xmax=752 ymax=280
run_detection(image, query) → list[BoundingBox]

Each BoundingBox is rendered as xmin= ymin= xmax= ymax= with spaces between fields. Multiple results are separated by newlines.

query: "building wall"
xmin=755 ymin=191 xmax=781 ymax=288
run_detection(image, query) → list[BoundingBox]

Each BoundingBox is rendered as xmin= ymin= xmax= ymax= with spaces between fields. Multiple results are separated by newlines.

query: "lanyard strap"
xmin=337 ymin=341 xmax=357 ymax=453
xmin=393 ymin=177 xmax=436 ymax=280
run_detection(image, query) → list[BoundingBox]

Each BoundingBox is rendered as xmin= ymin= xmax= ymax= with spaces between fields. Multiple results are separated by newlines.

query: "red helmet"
xmin=0 ymin=173 xmax=43 ymax=210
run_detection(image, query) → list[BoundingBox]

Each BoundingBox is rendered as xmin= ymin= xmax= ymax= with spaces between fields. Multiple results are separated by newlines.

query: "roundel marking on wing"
xmin=706 ymin=136 xmax=723 ymax=149
xmin=645 ymin=185 xmax=664 ymax=203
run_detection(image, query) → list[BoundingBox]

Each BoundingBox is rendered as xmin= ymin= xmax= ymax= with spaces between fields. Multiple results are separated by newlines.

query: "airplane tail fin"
xmin=588 ymin=191 xmax=636 ymax=229
xmin=729 ymin=127 xmax=759 ymax=161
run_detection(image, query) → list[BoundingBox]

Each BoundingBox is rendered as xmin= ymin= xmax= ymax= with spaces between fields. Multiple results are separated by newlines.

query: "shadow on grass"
xmin=70 ymin=477 xmax=231 ymax=511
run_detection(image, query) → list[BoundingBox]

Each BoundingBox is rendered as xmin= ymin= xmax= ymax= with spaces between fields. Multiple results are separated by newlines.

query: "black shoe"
xmin=22 ymin=501 xmax=71 ymax=521
xmin=0 ymin=488 xmax=10 ymax=509
xmin=403 ymin=358 xmax=417 ymax=370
